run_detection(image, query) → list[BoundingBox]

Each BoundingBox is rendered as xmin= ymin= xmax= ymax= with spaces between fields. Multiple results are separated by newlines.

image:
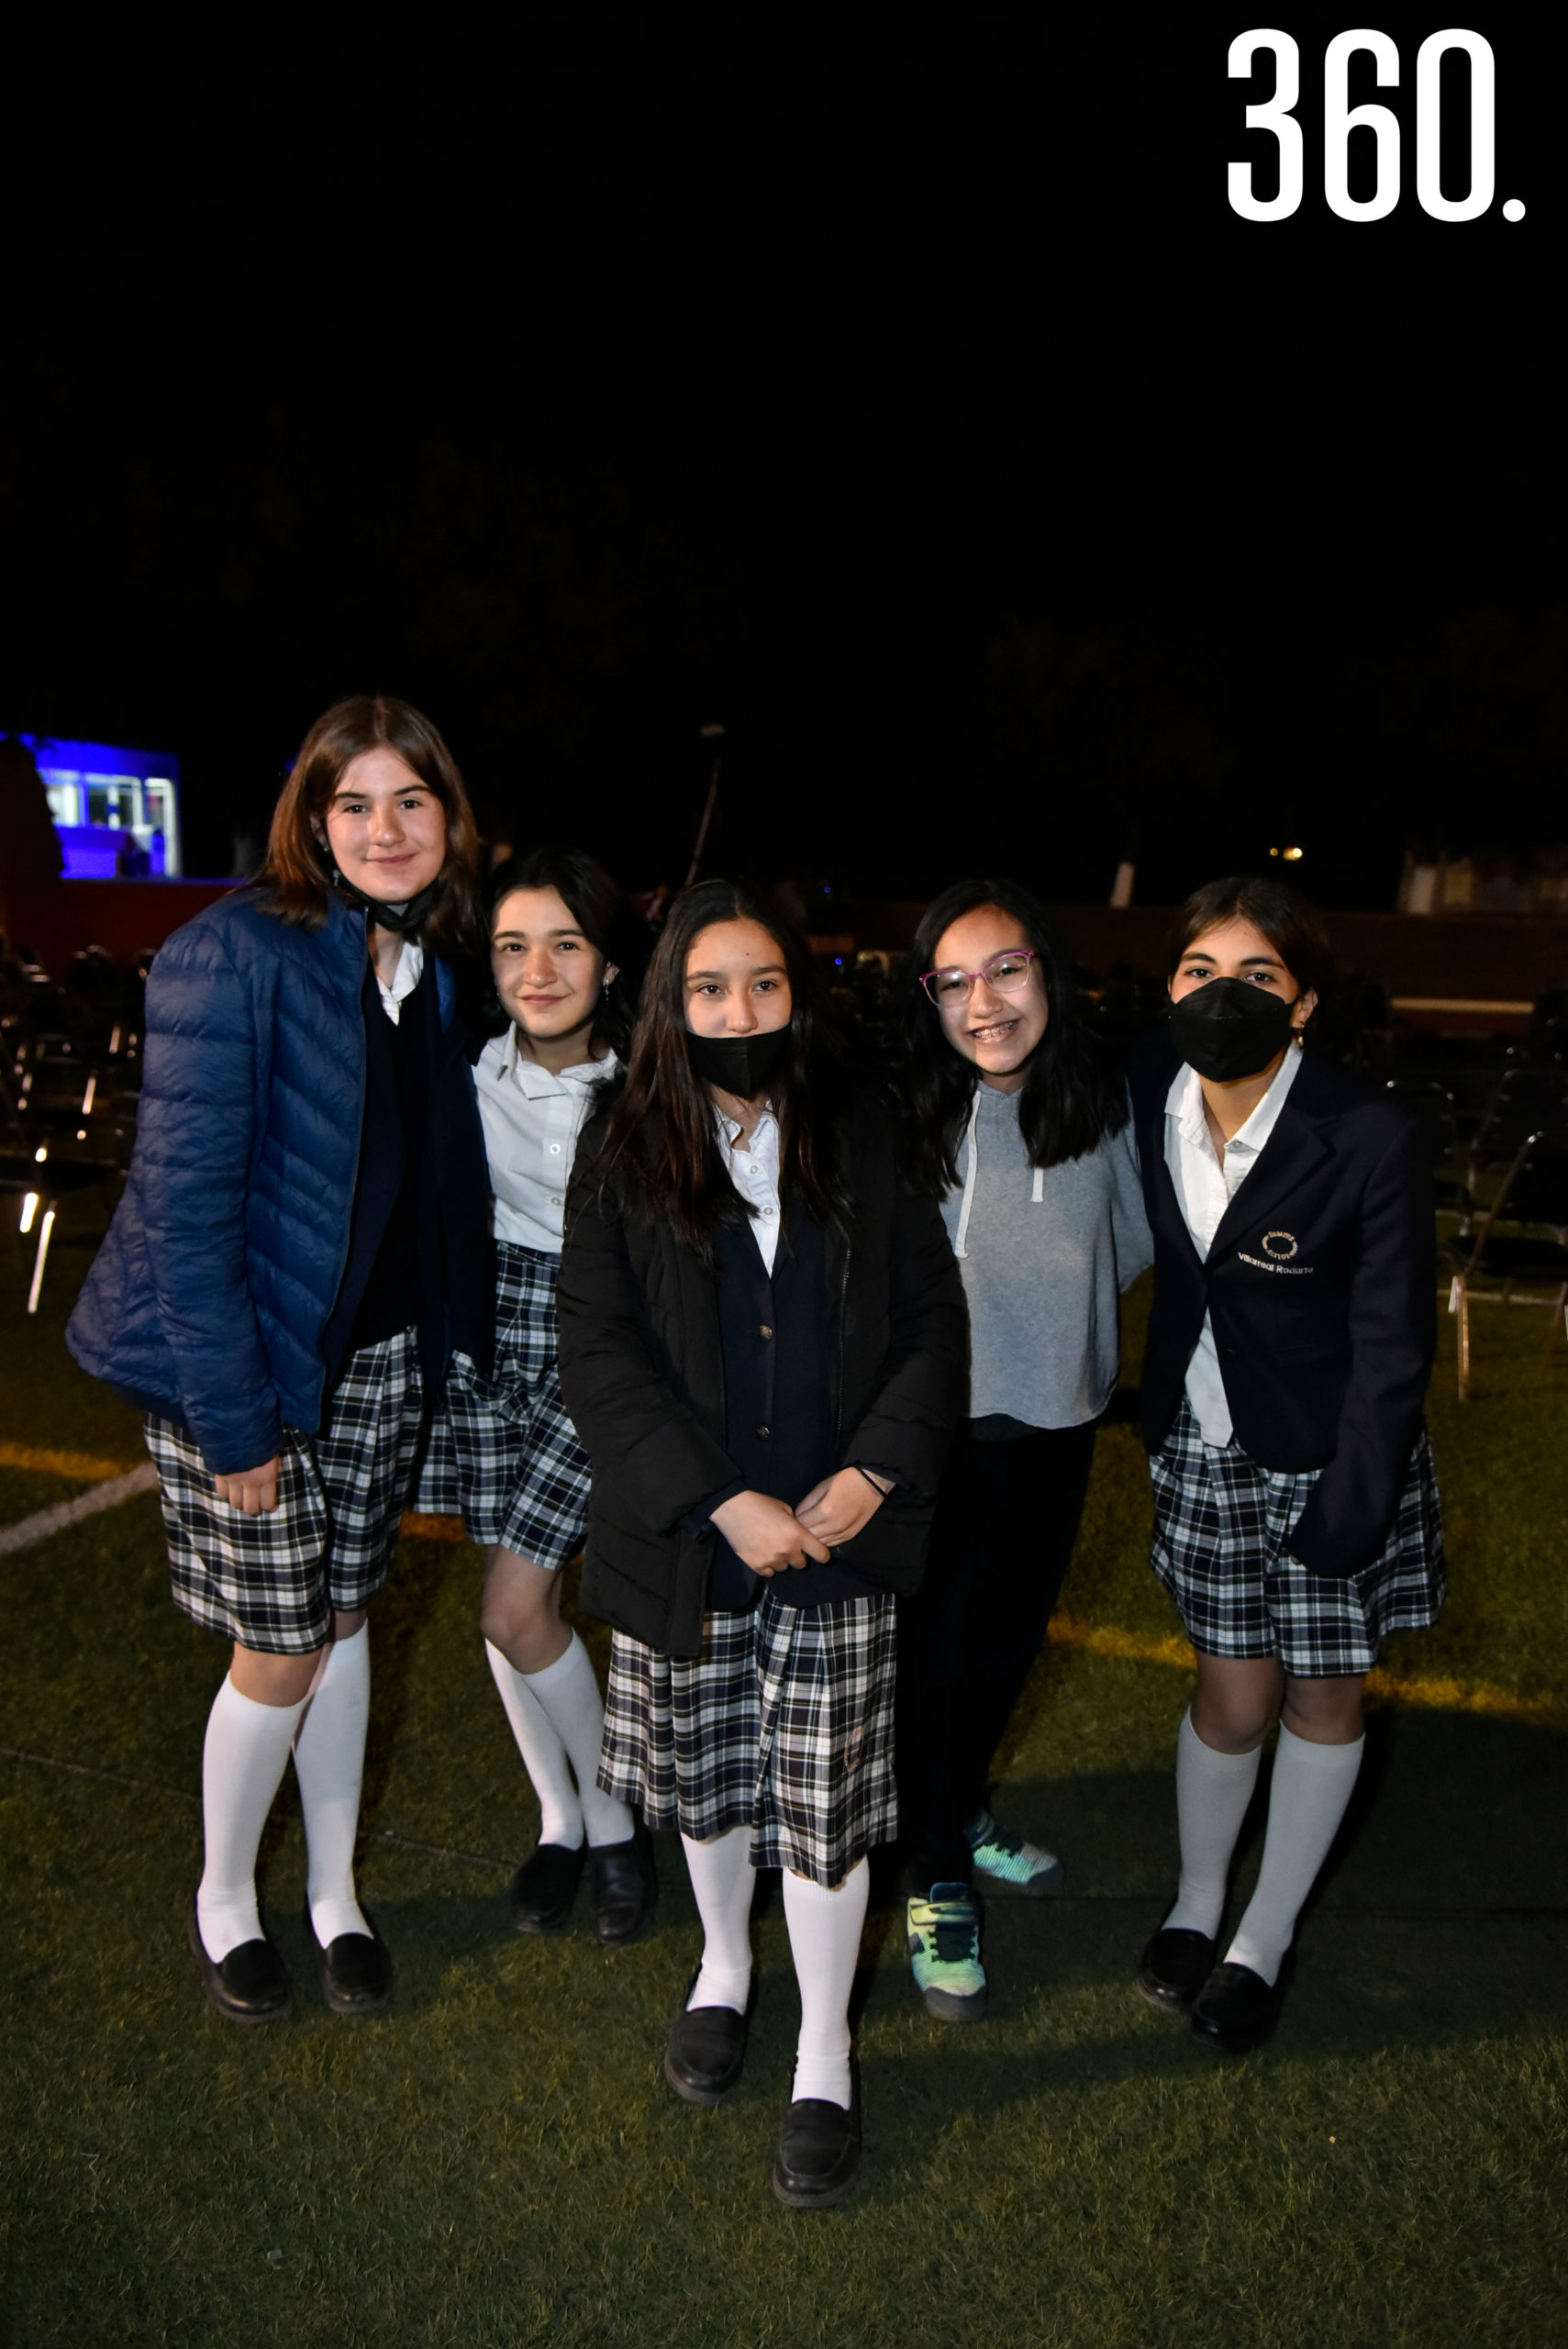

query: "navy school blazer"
xmin=1129 ymin=1037 xmax=1436 ymax=1578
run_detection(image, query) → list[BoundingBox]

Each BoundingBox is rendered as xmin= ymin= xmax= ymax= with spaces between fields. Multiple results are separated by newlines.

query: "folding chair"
xmin=1385 ymin=1077 xmax=1467 ymax=1215
xmin=1446 ymin=1130 xmax=1568 ymax=1399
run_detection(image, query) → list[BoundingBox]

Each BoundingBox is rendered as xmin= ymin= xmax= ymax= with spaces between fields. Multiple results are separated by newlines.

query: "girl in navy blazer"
xmin=69 ymin=696 xmax=491 ymax=2025
xmin=1128 ymin=876 xmax=1442 ymax=2052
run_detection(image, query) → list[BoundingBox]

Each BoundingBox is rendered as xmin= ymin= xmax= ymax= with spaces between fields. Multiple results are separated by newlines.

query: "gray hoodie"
xmin=937 ymin=1080 xmax=1153 ymax=1431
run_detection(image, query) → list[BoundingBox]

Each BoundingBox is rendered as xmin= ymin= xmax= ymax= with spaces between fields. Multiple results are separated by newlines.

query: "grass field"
xmin=2 ymin=1200 xmax=1565 ymax=2348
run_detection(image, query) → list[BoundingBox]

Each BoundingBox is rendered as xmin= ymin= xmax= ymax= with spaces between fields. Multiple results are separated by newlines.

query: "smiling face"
xmin=1169 ymin=916 xmax=1317 ymax=1028
xmin=928 ymin=904 xmax=1049 ymax=1093
xmin=683 ymin=918 xmax=793 ymax=1037
xmin=491 ymin=885 xmax=612 ymax=1063
xmin=321 ymin=748 xmax=447 ymax=904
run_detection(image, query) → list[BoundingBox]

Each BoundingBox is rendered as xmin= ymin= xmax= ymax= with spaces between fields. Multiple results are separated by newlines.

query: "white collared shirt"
xmin=476 ymin=1029 xmax=618 ymax=1252
xmin=715 ymin=1102 xmax=782 ymax=1274
xmin=375 ymin=938 xmax=424 ymax=1024
xmin=1163 ymin=1042 xmax=1304 ymax=1444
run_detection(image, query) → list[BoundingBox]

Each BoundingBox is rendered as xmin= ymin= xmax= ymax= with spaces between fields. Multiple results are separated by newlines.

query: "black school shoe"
xmin=1189 ymin=1958 xmax=1287 ymax=2054
xmin=187 ymin=1899 xmax=291 ymax=2023
xmin=506 ymin=1842 xmax=585 ymax=1934
xmin=588 ymin=1828 xmax=658 ymax=1947
xmin=1136 ymin=1925 xmax=1219 ymax=2015
xmin=773 ymin=2065 xmax=862 ymax=2210
xmin=664 ymin=1981 xmax=751 ymax=2105
xmin=305 ymin=1902 xmax=394 ymax=2015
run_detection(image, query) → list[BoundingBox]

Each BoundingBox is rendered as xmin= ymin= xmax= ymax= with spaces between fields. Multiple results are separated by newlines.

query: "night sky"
xmin=3 ymin=5 xmax=1562 ymax=902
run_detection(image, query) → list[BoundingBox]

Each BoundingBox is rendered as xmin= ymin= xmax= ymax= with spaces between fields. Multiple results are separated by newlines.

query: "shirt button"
xmin=758 ymin=1324 xmax=773 ymax=1340
xmin=762 ymin=1206 xmax=775 ymax=1218
xmin=756 ymin=1424 xmax=772 ymax=1440
xmin=550 ymin=1196 xmax=562 ymax=1207
xmin=550 ymin=1144 xmax=562 ymax=1154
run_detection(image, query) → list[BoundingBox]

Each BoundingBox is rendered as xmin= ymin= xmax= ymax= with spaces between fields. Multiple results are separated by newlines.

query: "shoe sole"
xmin=663 ymin=2048 xmax=742 ymax=2107
xmin=919 ymin=1985 xmax=987 ymax=2022
xmin=187 ymin=1909 xmax=291 ymax=2024
xmin=973 ymin=1861 xmax=1064 ymax=1899
xmin=1135 ymin=1969 xmax=1204 ymax=2016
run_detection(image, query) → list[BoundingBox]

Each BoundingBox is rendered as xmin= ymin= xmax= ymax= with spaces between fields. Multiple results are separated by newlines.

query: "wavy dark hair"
xmin=895 ymin=875 xmax=1129 ymax=1196
xmin=484 ymin=846 xmax=646 ymax=1059
xmin=591 ymin=877 xmax=848 ymax=1257
xmin=255 ymin=694 xmax=482 ymax=958
xmin=1166 ymin=874 xmax=1334 ymax=1017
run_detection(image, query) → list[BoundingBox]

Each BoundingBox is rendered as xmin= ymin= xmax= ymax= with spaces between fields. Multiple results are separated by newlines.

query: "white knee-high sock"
xmin=1225 ymin=1725 xmax=1364 ymax=1986
xmin=196 ymin=1676 xmax=309 ymax=1961
xmin=524 ymin=1633 xmax=634 ymax=1848
xmin=293 ymin=1623 xmax=373 ymax=1948
xmin=783 ymin=1860 xmax=868 ymax=2111
xmin=484 ymin=1639 xmax=583 ymax=1849
xmin=1164 ymin=1708 xmax=1263 ymax=1939
xmin=681 ymin=1826 xmax=757 ymax=2014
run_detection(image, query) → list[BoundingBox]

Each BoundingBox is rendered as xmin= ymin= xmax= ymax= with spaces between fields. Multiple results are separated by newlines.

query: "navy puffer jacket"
xmin=66 ymin=886 xmax=487 ymax=1475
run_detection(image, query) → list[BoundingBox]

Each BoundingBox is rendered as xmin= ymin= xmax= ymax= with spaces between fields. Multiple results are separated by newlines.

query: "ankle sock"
xmin=524 ymin=1633 xmax=635 ymax=1849
xmin=196 ymin=1675 xmax=308 ymax=1962
xmin=1225 ymin=1725 xmax=1364 ymax=1985
xmin=681 ymin=1825 xmax=756 ymax=2014
xmin=783 ymin=1860 xmax=868 ymax=2110
xmin=484 ymin=1638 xmax=583 ymax=1849
xmin=293 ymin=1623 xmax=373 ymax=1948
xmin=1164 ymin=1708 xmax=1262 ymax=1939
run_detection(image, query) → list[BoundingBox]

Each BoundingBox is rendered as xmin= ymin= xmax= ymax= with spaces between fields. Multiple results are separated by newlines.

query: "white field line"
xmin=0 ymin=1463 xmax=160 ymax=1555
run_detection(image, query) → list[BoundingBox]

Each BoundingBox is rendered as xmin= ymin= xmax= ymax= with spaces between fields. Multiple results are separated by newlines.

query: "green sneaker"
xmin=906 ymin=1884 xmax=987 ymax=2021
xmin=963 ymin=1809 xmax=1064 ymax=1898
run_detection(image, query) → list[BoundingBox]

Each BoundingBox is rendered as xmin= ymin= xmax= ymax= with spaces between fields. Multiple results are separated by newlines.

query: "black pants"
xmin=895 ymin=1419 xmax=1097 ymax=1889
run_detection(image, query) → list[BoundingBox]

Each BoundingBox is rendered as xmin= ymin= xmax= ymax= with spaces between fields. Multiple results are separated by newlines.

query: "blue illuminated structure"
xmin=20 ymin=736 xmax=183 ymax=879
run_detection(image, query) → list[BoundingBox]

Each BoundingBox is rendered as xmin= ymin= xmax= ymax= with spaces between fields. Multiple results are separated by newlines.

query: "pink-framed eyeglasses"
xmin=919 ymin=948 xmax=1038 ymax=1006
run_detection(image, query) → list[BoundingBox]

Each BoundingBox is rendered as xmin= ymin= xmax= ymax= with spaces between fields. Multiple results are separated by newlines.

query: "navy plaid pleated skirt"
xmin=1149 ymin=1397 xmax=1444 ymax=1677
xmin=598 ymin=1590 xmax=898 ymax=1887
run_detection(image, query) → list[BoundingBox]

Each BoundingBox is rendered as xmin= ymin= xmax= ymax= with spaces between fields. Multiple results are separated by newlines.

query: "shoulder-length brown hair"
xmin=590 ymin=877 xmax=848 ymax=1259
xmin=255 ymin=695 xmax=483 ymax=956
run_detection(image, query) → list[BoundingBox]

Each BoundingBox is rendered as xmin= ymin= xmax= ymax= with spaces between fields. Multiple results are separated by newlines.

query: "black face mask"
xmin=1167 ymin=976 xmax=1300 ymax=1083
xmin=333 ymin=875 xmax=441 ymax=936
xmin=687 ymin=1026 xmax=792 ymax=1098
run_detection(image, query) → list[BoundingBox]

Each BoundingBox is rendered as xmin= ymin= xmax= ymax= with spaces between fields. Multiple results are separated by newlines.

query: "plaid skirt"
xmin=417 ymin=1242 xmax=590 ymax=1568
xmin=145 ymin=1328 xmax=425 ymax=1654
xmin=1149 ymin=1397 xmax=1445 ymax=1676
xmin=598 ymin=1591 xmax=898 ymax=1887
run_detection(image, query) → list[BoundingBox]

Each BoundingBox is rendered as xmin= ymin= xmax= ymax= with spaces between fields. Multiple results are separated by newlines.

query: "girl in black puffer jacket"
xmin=557 ymin=879 xmax=965 ymax=2211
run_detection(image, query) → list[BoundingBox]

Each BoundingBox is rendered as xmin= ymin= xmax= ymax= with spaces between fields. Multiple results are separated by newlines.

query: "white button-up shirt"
xmin=476 ymin=1030 xmax=617 ymax=1252
xmin=1163 ymin=1042 xmax=1303 ymax=1444
xmin=375 ymin=939 xmax=424 ymax=1024
xmin=716 ymin=1102 xmax=782 ymax=1274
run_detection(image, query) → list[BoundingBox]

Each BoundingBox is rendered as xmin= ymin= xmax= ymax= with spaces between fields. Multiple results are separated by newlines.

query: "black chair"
xmin=1446 ymin=1130 xmax=1568 ymax=1399
xmin=1467 ymin=1064 xmax=1568 ymax=1184
xmin=1385 ymin=1078 xmax=1467 ymax=1215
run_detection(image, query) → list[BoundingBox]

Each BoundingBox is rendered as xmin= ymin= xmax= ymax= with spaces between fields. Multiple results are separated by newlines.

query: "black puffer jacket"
xmin=557 ymin=1093 xmax=967 ymax=1657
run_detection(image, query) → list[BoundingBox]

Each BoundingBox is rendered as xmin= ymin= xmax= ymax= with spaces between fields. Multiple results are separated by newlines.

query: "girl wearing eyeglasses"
xmin=1129 ymin=876 xmax=1441 ymax=2053
xmin=556 ymin=879 xmax=965 ymax=2208
xmin=892 ymin=877 xmax=1151 ymax=2022
xmin=417 ymin=848 xmax=658 ymax=1948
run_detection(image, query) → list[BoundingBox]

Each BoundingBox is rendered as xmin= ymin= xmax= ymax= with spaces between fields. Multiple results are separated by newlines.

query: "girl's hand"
xmin=794 ymin=1467 xmax=890 ymax=1550
xmin=213 ymin=1457 xmax=282 ymax=1515
xmin=709 ymin=1489 xmax=832 ymax=1575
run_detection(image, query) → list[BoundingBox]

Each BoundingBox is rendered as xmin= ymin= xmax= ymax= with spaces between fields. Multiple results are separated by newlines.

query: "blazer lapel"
xmin=1210 ymin=1097 xmax=1334 ymax=1256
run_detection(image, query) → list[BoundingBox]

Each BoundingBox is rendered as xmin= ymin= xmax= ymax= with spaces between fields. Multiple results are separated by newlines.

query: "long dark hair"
xmin=484 ymin=846 xmax=646 ymax=1060
xmin=256 ymin=694 xmax=482 ymax=958
xmin=1166 ymin=875 xmax=1334 ymax=1018
xmin=591 ymin=877 xmax=847 ymax=1257
xmin=896 ymin=875 xmax=1129 ymax=1195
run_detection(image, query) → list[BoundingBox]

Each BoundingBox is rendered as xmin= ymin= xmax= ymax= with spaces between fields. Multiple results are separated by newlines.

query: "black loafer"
xmin=305 ymin=1903 xmax=394 ymax=2014
xmin=187 ymin=1899 xmax=291 ymax=2023
xmin=1190 ymin=1959 xmax=1285 ymax=2054
xmin=506 ymin=1842 xmax=585 ymax=1934
xmin=1136 ymin=1925 xmax=1218 ymax=2014
xmin=589 ymin=1829 xmax=658 ymax=1947
xmin=664 ymin=1991 xmax=751 ymax=2105
xmin=773 ymin=2066 xmax=862 ymax=2210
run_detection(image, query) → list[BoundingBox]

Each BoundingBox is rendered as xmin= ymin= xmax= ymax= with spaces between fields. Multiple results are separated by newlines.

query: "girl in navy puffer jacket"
xmin=68 ymin=695 xmax=492 ymax=2024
